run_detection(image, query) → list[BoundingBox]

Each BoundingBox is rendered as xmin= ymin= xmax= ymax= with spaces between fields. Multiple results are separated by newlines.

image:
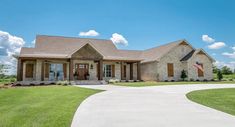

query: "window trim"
xmin=103 ymin=64 xmax=112 ymax=77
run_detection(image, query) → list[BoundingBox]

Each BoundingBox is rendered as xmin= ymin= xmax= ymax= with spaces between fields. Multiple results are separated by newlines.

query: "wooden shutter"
xmin=198 ymin=64 xmax=204 ymax=77
xmin=63 ymin=63 xmax=67 ymax=79
xmin=26 ymin=64 xmax=34 ymax=78
xmin=112 ymin=64 xmax=115 ymax=77
xmin=167 ymin=63 xmax=174 ymax=77
xmin=45 ymin=63 xmax=49 ymax=78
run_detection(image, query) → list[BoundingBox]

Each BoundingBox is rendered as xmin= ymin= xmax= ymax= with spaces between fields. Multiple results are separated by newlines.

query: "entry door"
xmin=77 ymin=64 xmax=89 ymax=80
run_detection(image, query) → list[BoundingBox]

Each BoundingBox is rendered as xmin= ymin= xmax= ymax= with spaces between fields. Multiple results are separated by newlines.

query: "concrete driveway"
xmin=71 ymin=84 xmax=235 ymax=127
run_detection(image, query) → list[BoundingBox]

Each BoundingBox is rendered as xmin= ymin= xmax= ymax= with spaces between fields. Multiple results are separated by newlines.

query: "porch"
xmin=16 ymin=58 xmax=141 ymax=83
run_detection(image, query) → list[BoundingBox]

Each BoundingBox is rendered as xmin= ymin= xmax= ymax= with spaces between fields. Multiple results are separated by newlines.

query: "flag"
xmin=193 ymin=62 xmax=203 ymax=72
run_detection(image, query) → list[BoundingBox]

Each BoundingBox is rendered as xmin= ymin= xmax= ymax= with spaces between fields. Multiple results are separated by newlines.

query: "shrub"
xmin=211 ymin=79 xmax=215 ymax=81
xmin=180 ymin=70 xmax=187 ymax=81
xmin=29 ymin=83 xmax=35 ymax=86
xmin=50 ymin=82 xmax=55 ymax=85
xmin=196 ymin=79 xmax=200 ymax=81
xmin=40 ymin=83 xmax=45 ymax=85
xmin=190 ymin=78 xmax=194 ymax=81
xmin=217 ymin=70 xmax=223 ymax=81
xmin=228 ymin=78 xmax=233 ymax=81
xmin=203 ymin=79 xmax=208 ymax=82
xmin=164 ymin=80 xmax=168 ymax=82
xmin=108 ymin=79 xmax=119 ymax=84
xmin=171 ymin=80 xmax=175 ymax=82
xmin=10 ymin=78 xmax=16 ymax=82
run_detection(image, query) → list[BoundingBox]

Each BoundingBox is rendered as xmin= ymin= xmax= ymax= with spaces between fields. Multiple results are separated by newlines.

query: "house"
xmin=17 ymin=35 xmax=214 ymax=83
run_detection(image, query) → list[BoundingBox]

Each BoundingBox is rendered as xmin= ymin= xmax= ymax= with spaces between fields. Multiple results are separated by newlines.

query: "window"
xmin=198 ymin=64 xmax=204 ymax=77
xmin=103 ymin=64 xmax=112 ymax=77
xmin=167 ymin=63 xmax=174 ymax=77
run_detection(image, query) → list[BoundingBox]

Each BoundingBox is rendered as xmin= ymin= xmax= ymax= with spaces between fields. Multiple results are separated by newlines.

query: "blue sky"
xmin=0 ymin=0 xmax=235 ymax=73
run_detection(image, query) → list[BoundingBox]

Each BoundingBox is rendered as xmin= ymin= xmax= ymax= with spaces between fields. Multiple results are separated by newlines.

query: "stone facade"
xmin=187 ymin=53 xmax=213 ymax=80
xmin=141 ymin=44 xmax=213 ymax=81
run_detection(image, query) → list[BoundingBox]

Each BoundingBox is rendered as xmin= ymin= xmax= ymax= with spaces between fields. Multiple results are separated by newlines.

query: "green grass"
xmin=213 ymin=73 xmax=235 ymax=80
xmin=186 ymin=88 xmax=235 ymax=116
xmin=114 ymin=81 xmax=235 ymax=87
xmin=0 ymin=86 xmax=102 ymax=127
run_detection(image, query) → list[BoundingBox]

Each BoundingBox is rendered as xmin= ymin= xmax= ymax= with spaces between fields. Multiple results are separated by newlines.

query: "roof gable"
xmin=71 ymin=43 xmax=103 ymax=60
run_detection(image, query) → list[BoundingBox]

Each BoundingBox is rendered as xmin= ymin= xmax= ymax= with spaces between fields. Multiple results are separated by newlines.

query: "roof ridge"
xmin=36 ymin=34 xmax=112 ymax=42
xmin=144 ymin=39 xmax=185 ymax=51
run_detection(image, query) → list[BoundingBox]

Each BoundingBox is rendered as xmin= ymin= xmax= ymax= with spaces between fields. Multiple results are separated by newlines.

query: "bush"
xmin=228 ymin=78 xmax=233 ymax=81
xmin=29 ymin=83 xmax=35 ymax=86
xmin=196 ymin=79 xmax=200 ymax=81
xmin=108 ymin=79 xmax=119 ymax=84
xmin=203 ymin=79 xmax=208 ymax=82
xmin=40 ymin=83 xmax=45 ymax=85
xmin=171 ymin=80 xmax=175 ymax=82
xmin=190 ymin=78 xmax=194 ymax=81
xmin=180 ymin=70 xmax=187 ymax=81
xmin=217 ymin=70 xmax=223 ymax=81
xmin=10 ymin=78 xmax=16 ymax=82
xmin=164 ymin=80 xmax=168 ymax=82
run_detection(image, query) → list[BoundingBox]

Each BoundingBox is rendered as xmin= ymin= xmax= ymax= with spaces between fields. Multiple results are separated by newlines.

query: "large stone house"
xmin=17 ymin=35 xmax=214 ymax=83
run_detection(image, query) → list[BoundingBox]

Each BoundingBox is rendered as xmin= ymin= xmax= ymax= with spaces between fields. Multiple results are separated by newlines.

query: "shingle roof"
xmin=140 ymin=40 xmax=187 ymax=63
xmin=19 ymin=35 xmax=198 ymax=62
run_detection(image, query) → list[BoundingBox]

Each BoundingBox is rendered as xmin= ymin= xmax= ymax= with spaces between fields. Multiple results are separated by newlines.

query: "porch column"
xmin=130 ymin=63 xmax=133 ymax=80
xmin=41 ymin=60 xmax=45 ymax=81
xmin=69 ymin=59 xmax=74 ymax=80
xmin=17 ymin=58 xmax=23 ymax=81
xmin=99 ymin=60 xmax=103 ymax=80
xmin=120 ymin=62 xmax=123 ymax=80
xmin=137 ymin=61 xmax=141 ymax=80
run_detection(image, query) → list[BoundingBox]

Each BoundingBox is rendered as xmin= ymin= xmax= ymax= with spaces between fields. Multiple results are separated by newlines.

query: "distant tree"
xmin=212 ymin=65 xmax=219 ymax=73
xmin=181 ymin=70 xmax=187 ymax=81
xmin=221 ymin=66 xmax=233 ymax=75
xmin=217 ymin=70 xmax=223 ymax=81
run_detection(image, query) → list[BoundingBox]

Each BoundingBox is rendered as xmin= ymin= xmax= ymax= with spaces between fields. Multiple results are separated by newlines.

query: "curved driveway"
xmin=71 ymin=84 xmax=235 ymax=127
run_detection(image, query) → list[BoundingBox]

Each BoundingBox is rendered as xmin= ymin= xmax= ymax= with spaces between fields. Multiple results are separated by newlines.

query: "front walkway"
xmin=72 ymin=84 xmax=235 ymax=127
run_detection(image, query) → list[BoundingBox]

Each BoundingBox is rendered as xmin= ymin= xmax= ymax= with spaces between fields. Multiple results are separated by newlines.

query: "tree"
xmin=221 ymin=66 xmax=233 ymax=75
xmin=181 ymin=70 xmax=187 ymax=81
xmin=217 ymin=70 xmax=223 ymax=81
xmin=212 ymin=65 xmax=219 ymax=73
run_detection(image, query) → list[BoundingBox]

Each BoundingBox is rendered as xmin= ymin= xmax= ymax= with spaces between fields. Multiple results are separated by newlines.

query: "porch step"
xmin=70 ymin=80 xmax=107 ymax=85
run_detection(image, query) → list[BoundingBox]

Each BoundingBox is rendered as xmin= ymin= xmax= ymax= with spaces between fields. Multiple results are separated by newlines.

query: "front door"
xmin=77 ymin=64 xmax=89 ymax=80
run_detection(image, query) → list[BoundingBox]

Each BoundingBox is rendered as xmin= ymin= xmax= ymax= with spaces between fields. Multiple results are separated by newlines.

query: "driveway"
xmin=71 ymin=84 xmax=235 ymax=127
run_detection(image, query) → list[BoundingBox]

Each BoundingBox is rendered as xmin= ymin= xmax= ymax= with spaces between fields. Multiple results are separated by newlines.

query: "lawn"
xmin=114 ymin=81 xmax=235 ymax=87
xmin=186 ymin=88 xmax=235 ymax=116
xmin=0 ymin=86 xmax=102 ymax=127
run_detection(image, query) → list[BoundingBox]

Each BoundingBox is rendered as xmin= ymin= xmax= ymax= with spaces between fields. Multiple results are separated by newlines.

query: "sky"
xmin=0 ymin=0 xmax=235 ymax=74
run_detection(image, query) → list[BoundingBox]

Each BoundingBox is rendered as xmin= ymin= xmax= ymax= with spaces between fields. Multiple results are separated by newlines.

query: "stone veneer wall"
xmin=141 ymin=44 xmax=193 ymax=81
xmin=141 ymin=61 xmax=158 ymax=81
xmin=187 ymin=54 xmax=213 ymax=81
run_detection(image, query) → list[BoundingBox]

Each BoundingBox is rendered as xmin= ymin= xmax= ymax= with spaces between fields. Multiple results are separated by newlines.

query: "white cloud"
xmin=208 ymin=42 xmax=226 ymax=49
xmin=215 ymin=61 xmax=235 ymax=70
xmin=79 ymin=30 xmax=99 ymax=37
xmin=202 ymin=35 xmax=215 ymax=43
xmin=0 ymin=30 xmax=25 ymax=56
xmin=0 ymin=30 xmax=25 ymax=75
xmin=110 ymin=33 xmax=128 ymax=46
xmin=222 ymin=52 xmax=235 ymax=59
xmin=232 ymin=46 xmax=235 ymax=51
